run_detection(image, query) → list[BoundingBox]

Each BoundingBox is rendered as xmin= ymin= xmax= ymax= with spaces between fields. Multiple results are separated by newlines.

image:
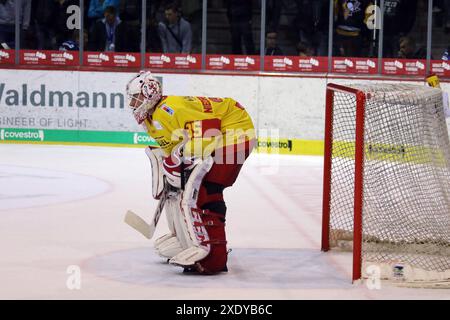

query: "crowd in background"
xmin=0 ymin=0 xmax=449 ymax=60
xmin=0 ymin=0 xmax=191 ymax=53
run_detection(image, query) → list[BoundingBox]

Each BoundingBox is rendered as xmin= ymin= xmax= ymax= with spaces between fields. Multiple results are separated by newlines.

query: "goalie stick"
xmin=124 ymin=185 xmax=169 ymax=239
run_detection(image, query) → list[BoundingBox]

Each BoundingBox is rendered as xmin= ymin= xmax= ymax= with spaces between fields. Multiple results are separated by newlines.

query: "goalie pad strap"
xmin=192 ymin=209 xmax=227 ymax=246
xmin=192 ymin=208 xmax=225 ymax=219
xmin=200 ymin=240 xmax=227 ymax=245
xmin=193 ymin=220 xmax=225 ymax=228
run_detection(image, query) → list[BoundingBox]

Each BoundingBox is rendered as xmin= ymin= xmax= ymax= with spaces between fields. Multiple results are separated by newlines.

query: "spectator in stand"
xmin=179 ymin=0 xmax=202 ymax=53
xmin=59 ymin=40 xmax=78 ymax=51
xmin=87 ymin=0 xmax=120 ymax=32
xmin=381 ymin=0 xmax=418 ymax=58
xmin=152 ymin=0 xmax=167 ymax=25
xmin=297 ymin=41 xmax=315 ymax=57
xmin=265 ymin=31 xmax=283 ymax=56
xmin=334 ymin=0 xmax=369 ymax=57
xmin=147 ymin=15 xmax=163 ymax=53
xmin=397 ymin=36 xmax=427 ymax=59
xmin=293 ymin=0 xmax=328 ymax=56
xmin=117 ymin=0 xmax=146 ymax=52
xmin=59 ymin=29 xmax=88 ymax=51
xmin=157 ymin=2 xmax=192 ymax=54
xmin=117 ymin=0 xmax=163 ymax=52
xmin=88 ymin=5 xmax=127 ymax=52
xmin=118 ymin=0 xmax=151 ymax=24
xmin=0 ymin=0 xmax=31 ymax=49
xmin=315 ymin=0 xmax=330 ymax=56
xmin=225 ymin=0 xmax=255 ymax=55
xmin=442 ymin=46 xmax=450 ymax=61
xmin=28 ymin=0 xmax=58 ymax=49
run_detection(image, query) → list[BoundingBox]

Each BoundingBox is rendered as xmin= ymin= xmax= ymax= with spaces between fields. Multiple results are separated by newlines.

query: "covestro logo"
xmin=0 ymin=129 xmax=44 ymax=141
xmin=133 ymin=133 xmax=155 ymax=144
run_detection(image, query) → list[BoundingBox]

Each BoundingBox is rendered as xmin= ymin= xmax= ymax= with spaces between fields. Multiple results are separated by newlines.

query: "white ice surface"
xmin=0 ymin=144 xmax=449 ymax=299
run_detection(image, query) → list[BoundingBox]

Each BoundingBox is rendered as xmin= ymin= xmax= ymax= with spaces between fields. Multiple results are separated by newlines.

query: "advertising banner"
xmin=382 ymin=59 xmax=426 ymax=76
xmin=0 ymin=49 xmax=14 ymax=64
xmin=0 ymin=70 xmax=140 ymax=134
xmin=20 ymin=50 xmax=80 ymax=66
xmin=206 ymin=55 xmax=260 ymax=71
xmin=430 ymin=60 xmax=450 ymax=78
xmin=297 ymin=56 xmax=328 ymax=73
xmin=83 ymin=51 xmax=140 ymax=68
xmin=332 ymin=57 xmax=378 ymax=74
xmin=264 ymin=56 xmax=328 ymax=73
xmin=0 ymin=128 xmax=158 ymax=146
xmin=146 ymin=53 xmax=201 ymax=69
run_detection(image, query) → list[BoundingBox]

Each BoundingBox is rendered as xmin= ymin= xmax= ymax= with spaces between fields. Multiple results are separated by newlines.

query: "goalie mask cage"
xmin=321 ymin=83 xmax=450 ymax=286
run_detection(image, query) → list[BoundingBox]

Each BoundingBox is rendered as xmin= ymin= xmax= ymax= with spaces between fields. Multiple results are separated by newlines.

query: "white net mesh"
xmin=328 ymin=83 xmax=450 ymax=286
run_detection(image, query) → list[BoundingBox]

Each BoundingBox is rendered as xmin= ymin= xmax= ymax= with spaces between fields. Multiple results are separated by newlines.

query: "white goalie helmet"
xmin=126 ymin=70 xmax=162 ymax=123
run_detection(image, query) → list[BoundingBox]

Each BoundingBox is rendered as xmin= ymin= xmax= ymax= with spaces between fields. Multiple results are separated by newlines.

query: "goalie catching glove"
xmin=162 ymin=139 xmax=199 ymax=189
xmin=145 ymin=132 xmax=196 ymax=197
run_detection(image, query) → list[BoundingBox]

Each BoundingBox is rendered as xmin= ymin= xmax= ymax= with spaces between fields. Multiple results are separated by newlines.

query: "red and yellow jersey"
xmin=142 ymin=96 xmax=255 ymax=157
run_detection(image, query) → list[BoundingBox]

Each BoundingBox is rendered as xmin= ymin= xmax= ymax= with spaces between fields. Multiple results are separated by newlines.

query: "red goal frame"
xmin=321 ymin=83 xmax=367 ymax=282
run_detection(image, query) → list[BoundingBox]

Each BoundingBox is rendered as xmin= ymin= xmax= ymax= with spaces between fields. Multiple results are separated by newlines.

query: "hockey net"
xmin=321 ymin=83 xmax=450 ymax=287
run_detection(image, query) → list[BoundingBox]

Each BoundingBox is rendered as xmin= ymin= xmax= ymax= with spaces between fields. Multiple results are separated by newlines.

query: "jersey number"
xmin=185 ymin=121 xmax=202 ymax=139
xmin=185 ymin=119 xmax=221 ymax=139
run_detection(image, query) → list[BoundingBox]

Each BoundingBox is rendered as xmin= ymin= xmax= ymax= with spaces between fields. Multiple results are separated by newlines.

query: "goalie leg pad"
xmin=154 ymin=194 xmax=184 ymax=258
xmin=156 ymin=209 xmax=226 ymax=264
xmin=167 ymin=193 xmax=191 ymax=250
xmin=154 ymin=234 xmax=184 ymax=259
xmin=154 ymin=233 xmax=175 ymax=248
xmin=169 ymin=207 xmax=227 ymax=273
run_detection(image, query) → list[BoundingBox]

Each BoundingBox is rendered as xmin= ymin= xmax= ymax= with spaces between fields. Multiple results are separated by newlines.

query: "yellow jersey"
xmin=142 ymin=96 xmax=255 ymax=157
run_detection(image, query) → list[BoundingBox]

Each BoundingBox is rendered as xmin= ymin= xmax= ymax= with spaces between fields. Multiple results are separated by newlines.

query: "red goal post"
xmin=322 ymin=83 xmax=366 ymax=282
